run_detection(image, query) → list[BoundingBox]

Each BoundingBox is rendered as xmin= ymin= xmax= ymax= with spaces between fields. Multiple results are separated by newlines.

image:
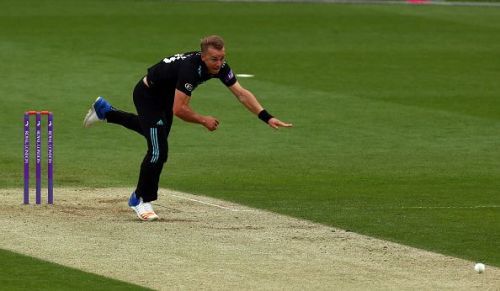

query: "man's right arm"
xmin=172 ymin=89 xmax=219 ymax=131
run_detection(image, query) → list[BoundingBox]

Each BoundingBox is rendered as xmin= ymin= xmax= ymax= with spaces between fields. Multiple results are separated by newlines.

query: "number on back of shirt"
xmin=163 ymin=54 xmax=186 ymax=64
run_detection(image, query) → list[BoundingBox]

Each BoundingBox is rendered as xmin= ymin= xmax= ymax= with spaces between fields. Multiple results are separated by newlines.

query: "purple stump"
xmin=24 ymin=113 xmax=30 ymax=204
xmin=36 ymin=112 xmax=42 ymax=205
xmin=47 ymin=113 xmax=53 ymax=204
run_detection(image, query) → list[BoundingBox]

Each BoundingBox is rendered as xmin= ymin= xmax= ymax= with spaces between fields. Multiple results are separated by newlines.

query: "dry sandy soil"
xmin=0 ymin=188 xmax=498 ymax=290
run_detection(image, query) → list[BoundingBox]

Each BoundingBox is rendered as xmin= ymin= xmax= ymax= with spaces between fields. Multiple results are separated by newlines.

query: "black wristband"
xmin=258 ymin=109 xmax=274 ymax=123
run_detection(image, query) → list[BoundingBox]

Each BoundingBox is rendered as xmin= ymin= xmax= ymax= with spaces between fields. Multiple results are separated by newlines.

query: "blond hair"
xmin=200 ymin=35 xmax=225 ymax=52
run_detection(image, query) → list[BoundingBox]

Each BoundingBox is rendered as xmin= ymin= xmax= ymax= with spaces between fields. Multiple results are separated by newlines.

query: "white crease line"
xmin=399 ymin=205 xmax=500 ymax=209
xmin=170 ymin=193 xmax=253 ymax=212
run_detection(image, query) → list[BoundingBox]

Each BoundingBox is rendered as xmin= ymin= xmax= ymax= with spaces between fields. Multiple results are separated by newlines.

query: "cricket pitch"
xmin=0 ymin=188 xmax=498 ymax=290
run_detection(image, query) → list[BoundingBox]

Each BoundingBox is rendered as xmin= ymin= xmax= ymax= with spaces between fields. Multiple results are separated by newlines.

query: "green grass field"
xmin=0 ymin=249 xmax=151 ymax=290
xmin=1 ymin=0 xmax=499 ymax=288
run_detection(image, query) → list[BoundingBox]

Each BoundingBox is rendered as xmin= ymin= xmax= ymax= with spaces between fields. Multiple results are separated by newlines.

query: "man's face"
xmin=201 ymin=46 xmax=225 ymax=75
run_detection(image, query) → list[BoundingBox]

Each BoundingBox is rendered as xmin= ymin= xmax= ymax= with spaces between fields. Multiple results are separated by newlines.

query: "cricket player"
xmin=83 ymin=35 xmax=292 ymax=221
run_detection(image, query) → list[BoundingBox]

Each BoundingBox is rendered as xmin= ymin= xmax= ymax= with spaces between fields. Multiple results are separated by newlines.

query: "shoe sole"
xmin=83 ymin=108 xmax=97 ymax=128
xmin=83 ymin=97 xmax=105 ymax=128
xmin=145 ymin=214 xmax=159 ymax=221
xmin=83 ymin=97 xmax=100 ymax=128
xmin=130 ymin=206 xmax=159 ymax=222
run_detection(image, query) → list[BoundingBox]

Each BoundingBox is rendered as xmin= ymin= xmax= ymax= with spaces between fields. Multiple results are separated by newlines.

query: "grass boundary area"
xmin=0 ymin=248 xmax=150 ymax=291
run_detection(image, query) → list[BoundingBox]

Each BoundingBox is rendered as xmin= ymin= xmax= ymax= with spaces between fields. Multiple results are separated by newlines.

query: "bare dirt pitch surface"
xmin=0 ymin=188 xmax=498 ymax=290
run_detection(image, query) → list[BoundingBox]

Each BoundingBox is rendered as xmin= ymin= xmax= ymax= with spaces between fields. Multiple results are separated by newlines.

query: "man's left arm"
xmin=228 ymin=81 xmax=292 ymax=129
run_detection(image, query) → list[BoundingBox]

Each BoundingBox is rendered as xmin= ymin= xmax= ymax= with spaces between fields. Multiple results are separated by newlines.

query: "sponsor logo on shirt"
xmin=185 ymin=83 xmax=193 ymax=92
xmin=225 ymin=69 xmax=234 ymax=82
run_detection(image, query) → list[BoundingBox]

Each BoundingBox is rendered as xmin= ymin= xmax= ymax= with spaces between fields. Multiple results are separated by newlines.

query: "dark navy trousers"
xmin=106 ymin=79 xmax=173 ymax=202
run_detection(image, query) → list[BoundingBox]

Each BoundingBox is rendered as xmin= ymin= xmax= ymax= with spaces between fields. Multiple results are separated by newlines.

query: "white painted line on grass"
xmin=236 ymin=74 xmax=254 ymax=78
xmin=170 ymin=193 xmax=253 ymax=212
xmin=399 ymin=205 xmax=500 ymax=209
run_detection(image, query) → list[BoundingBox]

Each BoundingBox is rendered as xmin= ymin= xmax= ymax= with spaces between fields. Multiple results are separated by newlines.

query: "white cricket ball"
xmin=474 ymin=263 xmax=485 ymax=273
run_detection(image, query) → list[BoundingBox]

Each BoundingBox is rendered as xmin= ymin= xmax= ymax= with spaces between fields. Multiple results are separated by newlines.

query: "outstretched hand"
xmin=268 ymin=117 xmax=293 ymax=129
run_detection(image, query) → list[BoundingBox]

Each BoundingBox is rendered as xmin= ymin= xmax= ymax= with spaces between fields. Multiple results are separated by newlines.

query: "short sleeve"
xmin=176 ymin=64 xmax=198 ymax=96
xmin=219 ymin=63 xmax=237 ymax=87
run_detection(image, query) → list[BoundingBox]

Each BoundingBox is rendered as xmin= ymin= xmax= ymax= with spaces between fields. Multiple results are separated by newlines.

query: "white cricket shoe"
xmin=83 ymin=96 xmax=112 ymax=128
xmin=128 ymin=192 xmax=159 ymax=221
xmin=141 ymin=202 xmax=159 ymax=221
